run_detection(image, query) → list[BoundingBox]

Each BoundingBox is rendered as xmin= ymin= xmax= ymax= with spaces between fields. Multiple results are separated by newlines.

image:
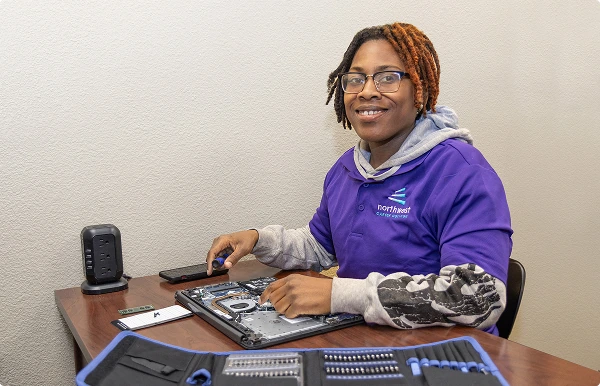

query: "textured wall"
xmin=1 ymin=1 xmax=599 ymax=384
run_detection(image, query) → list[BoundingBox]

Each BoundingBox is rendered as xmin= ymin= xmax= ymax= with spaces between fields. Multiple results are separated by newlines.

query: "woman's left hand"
xmin=259 ymin=274 xmax=333 ymax=318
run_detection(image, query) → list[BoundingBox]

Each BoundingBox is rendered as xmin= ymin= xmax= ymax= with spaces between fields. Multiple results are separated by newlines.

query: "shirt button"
xmin=363 ymin=183 xmax=369 ymax=187
xmin=358 ymin=204 xmax=364 ymax=211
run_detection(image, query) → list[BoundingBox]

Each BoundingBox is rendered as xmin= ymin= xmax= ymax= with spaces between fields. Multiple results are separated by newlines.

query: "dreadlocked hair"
xmin=326 ymin=22 xmax=440 ymax=130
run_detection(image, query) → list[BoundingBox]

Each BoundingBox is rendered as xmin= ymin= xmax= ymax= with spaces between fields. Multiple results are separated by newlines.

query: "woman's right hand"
xmin=205 ymin=229 xmax=259 ymax=275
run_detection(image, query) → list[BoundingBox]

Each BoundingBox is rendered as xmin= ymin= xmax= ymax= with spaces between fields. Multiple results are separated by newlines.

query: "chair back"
xmin=496 ymin=258 xmax=526 ymax=339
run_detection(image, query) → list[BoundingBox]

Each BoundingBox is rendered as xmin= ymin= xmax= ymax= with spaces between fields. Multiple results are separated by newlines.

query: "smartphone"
xmin=159 ymin=263 xmax=229 ymax=283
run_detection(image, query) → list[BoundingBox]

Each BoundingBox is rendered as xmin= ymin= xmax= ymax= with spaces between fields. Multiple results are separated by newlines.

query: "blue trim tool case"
xmin=76 ymin=331 xmax=509 ymax=386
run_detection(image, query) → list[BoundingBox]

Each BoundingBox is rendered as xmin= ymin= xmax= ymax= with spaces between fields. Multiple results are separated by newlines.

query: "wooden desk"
xmin=56 ymin=260 xmax=600 ymax=385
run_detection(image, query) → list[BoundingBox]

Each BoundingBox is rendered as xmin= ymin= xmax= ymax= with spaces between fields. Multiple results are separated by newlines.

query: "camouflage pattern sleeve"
xmin=331 ymin=264 xmax=506 ymax=331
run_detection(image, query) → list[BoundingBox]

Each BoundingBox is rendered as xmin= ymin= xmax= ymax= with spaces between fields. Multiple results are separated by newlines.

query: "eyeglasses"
xmin=340 ymin=71 xmax=409 ymax=94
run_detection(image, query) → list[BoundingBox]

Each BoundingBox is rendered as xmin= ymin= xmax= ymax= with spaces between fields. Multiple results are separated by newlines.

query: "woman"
xmin=206 ymin=22 xmax=512 ymax=335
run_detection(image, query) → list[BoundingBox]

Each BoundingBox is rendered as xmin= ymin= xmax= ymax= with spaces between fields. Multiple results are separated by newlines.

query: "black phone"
xmin=159 ymin=263 xmax=228 ymax=283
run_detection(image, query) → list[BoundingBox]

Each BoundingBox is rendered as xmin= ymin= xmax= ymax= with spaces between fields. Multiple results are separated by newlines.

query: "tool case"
xmin=76 ymin=331 xmax=508 ymax=386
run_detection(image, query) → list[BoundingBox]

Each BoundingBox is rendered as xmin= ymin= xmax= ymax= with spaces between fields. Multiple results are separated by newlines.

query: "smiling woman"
xmin=327 ymin=23 xmax=440 ymax=129
xmin=206 ymin=22 xmax=513 ymax=337
xmin=340 ymin=40 xmax=418 ymax=168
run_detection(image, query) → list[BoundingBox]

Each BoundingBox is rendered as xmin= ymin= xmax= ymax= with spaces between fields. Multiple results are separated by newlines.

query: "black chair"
xmin=496 ymin=258 xmax=526 ymax=339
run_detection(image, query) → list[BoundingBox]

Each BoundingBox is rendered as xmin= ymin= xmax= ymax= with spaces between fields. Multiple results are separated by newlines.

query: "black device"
xmin=159 ymin=263 xmax=229 ymax=283
xmin=175 ymin=277 xmax=364 ymax=349
xmin=80 ymin=224 xmax=128 ymax=295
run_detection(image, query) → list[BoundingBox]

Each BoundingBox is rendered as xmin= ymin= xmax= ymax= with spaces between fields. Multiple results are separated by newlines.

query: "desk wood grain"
xmin=55 ymin=260 xmax=600 ymax=385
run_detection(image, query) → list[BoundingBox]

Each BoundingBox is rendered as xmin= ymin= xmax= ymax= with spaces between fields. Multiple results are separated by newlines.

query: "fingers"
xmin=211 ymin=249 xmax=234 ymax=274
xmin=259 ymin=279 xmax=282 ymax=304
xmin=206 ymin=239 xmax=229 ymax=275
xmin=280 ymin=303 xmax=296 ymax=318
xmin=205 ymin=230 xmax=259 ymax=275
xmin=221 ymin=247 xmax=241 ymax=269
xmin=260 ymin=275 xmax=333 ymax=317
xmin=260 ymin=279 xmax=296 ymax=317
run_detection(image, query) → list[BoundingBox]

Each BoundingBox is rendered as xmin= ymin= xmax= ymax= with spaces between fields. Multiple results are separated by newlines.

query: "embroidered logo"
xmin=376 ymin=187 xmax=411 ymax=219
xmin=388 ymin=187 xmax=406 ymax=205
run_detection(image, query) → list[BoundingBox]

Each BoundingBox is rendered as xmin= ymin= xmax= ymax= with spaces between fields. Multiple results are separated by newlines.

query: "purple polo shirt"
xmin=309 ymin=139 xmax=512 ymax=285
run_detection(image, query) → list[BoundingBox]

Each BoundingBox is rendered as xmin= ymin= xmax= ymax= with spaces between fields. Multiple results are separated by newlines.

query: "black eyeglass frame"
xmin=339 ymin=71 xmax=410 ymax=94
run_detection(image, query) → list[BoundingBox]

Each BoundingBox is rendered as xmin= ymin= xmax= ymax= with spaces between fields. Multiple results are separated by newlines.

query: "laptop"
xmin=175 ymin=277 xmax=364 ymax=349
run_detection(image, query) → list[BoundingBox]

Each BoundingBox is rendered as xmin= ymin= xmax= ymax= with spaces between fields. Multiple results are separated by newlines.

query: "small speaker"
xmin=80 ymin=224 xmax=128 ymax=295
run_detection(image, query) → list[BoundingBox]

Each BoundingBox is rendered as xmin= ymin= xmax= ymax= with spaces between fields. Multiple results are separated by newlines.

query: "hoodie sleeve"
xmin=251 ymin=225 xmax=337 ymax=272
xmin=331 ymin=264 xmax=506 ymax=331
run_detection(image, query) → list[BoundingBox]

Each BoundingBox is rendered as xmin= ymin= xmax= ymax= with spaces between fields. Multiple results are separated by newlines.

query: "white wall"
xmin=1 ymin=1 xmax=599 ymax=384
